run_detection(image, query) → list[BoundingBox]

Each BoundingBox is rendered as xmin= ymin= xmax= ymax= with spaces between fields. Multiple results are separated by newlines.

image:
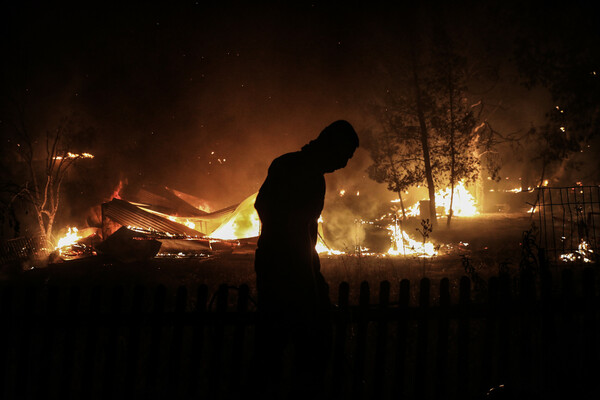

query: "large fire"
xmin=402 ymin=180 xmax=479 ymax=218
xmin=436 ymin=181 xmax=479 ymax=217
xmin=49 ymin=181 xmax=479 ymax=261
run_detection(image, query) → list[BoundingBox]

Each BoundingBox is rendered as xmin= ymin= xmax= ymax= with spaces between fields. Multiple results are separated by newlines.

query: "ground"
xmin=1 ymin=213 xmax=551 ymax=307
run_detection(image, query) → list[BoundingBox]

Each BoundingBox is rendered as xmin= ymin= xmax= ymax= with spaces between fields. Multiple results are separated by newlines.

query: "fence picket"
xmin=167 ymin=286 xmax=188 ymax=398
xmin=102 ymin=285 xmax=124 ymax=399
xmin=208 ymin=284 xmax=228 ymax=399
xmin=14 ymin=286 xmax=37 ymax=399
xmin=373 ymin=280 xmax=390 ymax=400
xmin=581 ymin=267 xmax=597 ymax=396
xmin=230 ymin=284 xmax=249 ymax=394
xmin=187 ymin=284 xmax=208 ymax=397
xmin=539 ymin=270 xmax=555 ymax=396
xmin=558 ymin=269 xmax=575 ymax=399
xmin=62 ymin=286 xmax=83 ymax=400
xmin=332 ymin=281 xmax=350 ymax=399
xmin=479 ymin=277 xmax=498 ymax=395
xmin=124 ymin=285 xmax=145 ymax=398
xmin=35 ymin=285 xmax=59 ymax=399
xmin=415 ymin=278 xmax=430 ymax=400
xmin=497 ymin=274 xmax=511 ymax=389
xmin=393 ymin=279 xmax=410 ymax=399
xmin=435 ymin=278 xmax=450 ymax=399
xmin=0 ymin=285 xmax=13 ymax=397
xmin=145 ymin=285 xmax=166 ymax=400
xmin=351 ymin=281 xmax=370 ymax=400
xmin=518 ymin=271 xmax=535 ymax=395
xmin=457 ymin=276 xmax=471 ymax=398
xmin=0 ymin=268 xmax=596 ymax=400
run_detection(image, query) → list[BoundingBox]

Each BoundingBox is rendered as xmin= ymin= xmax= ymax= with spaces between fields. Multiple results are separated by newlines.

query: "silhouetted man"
xmin=252 ymin=120 xmax=359 ymax=399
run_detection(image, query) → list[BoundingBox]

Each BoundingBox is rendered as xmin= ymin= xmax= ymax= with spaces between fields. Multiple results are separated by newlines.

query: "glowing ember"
xmin=209 ymin=193 xmax=260 ymax=240
xmin=386 ymin=225 xmax=437 ymax=257
xmin=55 ymin=227 xmax=82 ymax=254
xmin=53 ymin=152 xmax=94 ymax=160
xmin=560 ymin=240 xmax=595 ymax=263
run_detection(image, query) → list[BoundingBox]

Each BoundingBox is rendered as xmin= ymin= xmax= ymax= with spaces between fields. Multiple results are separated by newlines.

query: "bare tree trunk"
xmin=396 ymin=191 xmax=407 ymax=219
xmin=447 ymin=66 xmax=456 ymax=227
xmin=410 ymin=46 xmax=437 ymax=225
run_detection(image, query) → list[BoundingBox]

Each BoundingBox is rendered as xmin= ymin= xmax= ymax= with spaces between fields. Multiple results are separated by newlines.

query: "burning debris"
xmin=53 ymin=227 xmax=99 ymax=261
xmin=19 ymin=175 xmax=596 ymax=267
xmin=45 ymin=184 xmax=259 ymax=263
xmin=560 ymin=240 xmax=595 ymax=263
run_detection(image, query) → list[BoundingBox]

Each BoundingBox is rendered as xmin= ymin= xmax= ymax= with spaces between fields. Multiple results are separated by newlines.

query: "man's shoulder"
xmin=269 ymin=151 xmax=305 ymax=172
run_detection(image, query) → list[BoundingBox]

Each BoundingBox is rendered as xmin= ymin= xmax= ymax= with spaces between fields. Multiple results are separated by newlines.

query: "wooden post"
xmin=0 ymin=285 xmax=13 ymax=397
xmin=393 ymin=279 xmax=410 ymax=399
xmin=167 ymin=285 xmax=188 ymax=398
xmin=14 ymin=285 xmax=37 ymax=399
xmin=102 ymin=285 xmax=124 ymax=399
xmin=208 ymin=284 xmax=228 ymax=399
xmin=539 ymin=269 xmax=555 ymax=397
xmin=35 ymin=285 xmax=59 ymax=399
xmin=435 ymin=278 xmax=450 ymax=399
xmin=332 ymin=281 xmax=350 ymax=399
xmin=581 ymin=267 xmax=597 ymax=397
xmin=187 ymin=284 xmax=208 ymax=397
xmin=558 ymin=269 xmax=575 ymax=399
xmin=479 ymin=277 xmax=498 ymax=395
xmin=145 ymin=285 xmax=167 ymax=399
xmin=62 ymin=285 xmax=83 ymax=400
xmin=497 ymin=273 xmax=511 ymax=388
xmin=373 ymin=280 xmax=390 ymax=400
xmin=352 ymin=281 xmax=370 ymax=400
xmin=124 ymin=285 xmax=145 ymax=398
xmin=415 ymin=278 xmax=430 ymax=400
xmin=457 ymin=276 xmax=471 ymax=398
xmin=518 ymin=271 xmax=535 ymax=395
xmin=231 ymin=284 xmax=249 ymax=393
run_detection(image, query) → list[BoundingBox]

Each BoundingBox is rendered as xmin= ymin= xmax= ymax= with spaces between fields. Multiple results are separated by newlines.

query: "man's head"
xmin=303 ymin=120 xmax=359 ymax=173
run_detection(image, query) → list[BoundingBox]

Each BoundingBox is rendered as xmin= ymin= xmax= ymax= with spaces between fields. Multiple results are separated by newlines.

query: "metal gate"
xmin=535 ymin=186 xmax=600 ymax=264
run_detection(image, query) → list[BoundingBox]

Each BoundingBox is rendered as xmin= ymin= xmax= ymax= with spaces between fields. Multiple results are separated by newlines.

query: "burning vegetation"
xmin=24 ymin=176 xmax=600 ymax=269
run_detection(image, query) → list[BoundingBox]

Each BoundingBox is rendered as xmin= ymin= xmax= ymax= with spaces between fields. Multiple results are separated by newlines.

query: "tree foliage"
xmin=366 ymin=27 xmax=496 ymax=225
xmin=513 ymin=2 xmax=600 ymax=184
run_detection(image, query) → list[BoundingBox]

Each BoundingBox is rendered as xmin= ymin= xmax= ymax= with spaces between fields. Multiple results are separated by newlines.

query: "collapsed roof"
xmin=102 ymin=184 xmax=259 ymax=240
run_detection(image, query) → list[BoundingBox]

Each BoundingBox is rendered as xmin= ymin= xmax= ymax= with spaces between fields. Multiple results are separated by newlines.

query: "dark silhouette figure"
xmin=251 ymin=120 xmax=359 ymax=399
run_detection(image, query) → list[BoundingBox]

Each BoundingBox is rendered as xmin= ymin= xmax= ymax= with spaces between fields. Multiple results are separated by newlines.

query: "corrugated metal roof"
xmin=102 ymin=199 xmax=204 ymax=237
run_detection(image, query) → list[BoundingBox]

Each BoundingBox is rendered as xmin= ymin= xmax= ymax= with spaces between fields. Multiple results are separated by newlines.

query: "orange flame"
xmin=209 ymin=193 xmax=260 ymax=240
xmin=386 ymin=225 xmax=437 ymax=257
xmin=55 ymin=227 xmax=82 ymax=255
xmin=399 ymin=180 xmax=479 ymax=218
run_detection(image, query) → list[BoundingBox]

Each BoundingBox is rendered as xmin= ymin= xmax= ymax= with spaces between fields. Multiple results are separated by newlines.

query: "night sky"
xmin=1 ymin=1 xmax=597 ymax=225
